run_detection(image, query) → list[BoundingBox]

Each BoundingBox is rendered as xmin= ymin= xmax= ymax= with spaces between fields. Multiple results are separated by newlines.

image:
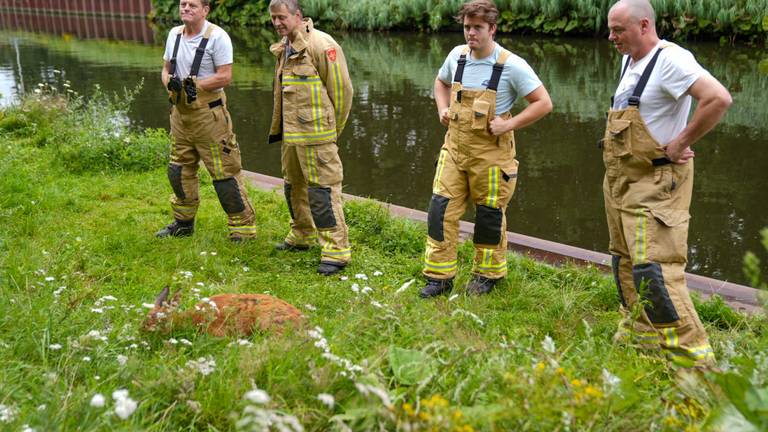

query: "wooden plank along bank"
xmin=242 ymin=171 xmax=763 ymax=314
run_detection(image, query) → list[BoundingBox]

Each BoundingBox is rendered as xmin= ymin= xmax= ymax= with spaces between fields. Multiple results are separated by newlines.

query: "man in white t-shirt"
xmin=419 ymin=0 xmax=552 ymax=298
xmin=603 ymin=0 xmax=732 ymax=368
xmin=156 ymin=0 xmax=256 ymax=242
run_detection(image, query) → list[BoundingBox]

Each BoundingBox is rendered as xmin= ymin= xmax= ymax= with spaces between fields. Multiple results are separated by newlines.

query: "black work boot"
xmin=465 ymin=275 xmax=500 ymax=295
xmin=317 ymin=261 xmax=346 ymax=276
xmin=419 ymin=278 xmax=454 ymax=298
xmin=155 ymin=219 xmax=194 ymax=238
xmin=275 ymin=241 xmax=310 ymax=252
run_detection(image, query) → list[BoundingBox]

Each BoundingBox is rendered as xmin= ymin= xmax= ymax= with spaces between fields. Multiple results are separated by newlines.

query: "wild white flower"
xmin=114 ymin=396 xmax=138 ymax=419
xmin=373 ymin=271 xmax=383 ymax=276
xmin=542 ymin=335 xmax=556 ymax=354
xmin=355 ymin=383 xmax=392 ymax=408
xmin=304 ymin=304 xmax=317 ymax=311
xmin=91 ymin=308 xmax=104 ymax=314
xmin=196 ymin=282 xmax=205 ymax=287
xmin=0 ymin=404 xmax=18 ymax=423
xmin=451 ymin=309 xmax=484 ymax=326
xmin=243 ymin=266 xmax=250 ymax=272
xmin=53 ymin=286 xmax=66 ymax=297
xmin=238 ymin=339 xmax=253 ymax=347
xmin=395 ymin=279 xmax=415 ymax=295
xmin=340 ymin=276 xmax=349 ymax=281
xmin=186 ymin=400 xmax=201 ymax=413
xmin=36 ymin=404 xmax=46 ymax=411
xmin=244 ymin=389 xmax=270 ymax=404
xmin=370 ymin=300 xmax=383 ymax=309
xmin=90 ymin=393 xmax=106 ymax=408
xmin=168 ymin=338 xmax=179 ymax=345
xmin=117 ymin=355 xmax=128 ymax=366
xmin=355 ymin=273 xmax=368 ymax=280
xmin=112 ymin=389 xmax=130 ymax=401
xmin=210 ymin=252 xmax=217 ymax=256
xmin=602 ymin=368 xmax=621 ymax=394
xmin=179 ymin=338 xmax=193 ymax=346
xmin=186 ymin=357 xmax=216 ymax=376
xmin=200 ymin=251 xmax=208 ymax=256
xmin=142 ymin=303 xmax=156 ymax=309
xmin=45 ymin=276 xmax=55 ymax=282
xmin=448 ymin=294 xmax=459 ymax=301
xmin=317 ymin=393 xmax=335 ymax=409
xmin=350 ymin=283 xmax=360 ymax=294
xmin=82 ymin=356 xmax=92 ymax=362
xmin=21 ymin=424 xmax=35 ymax=432
xmin=48 ymin=343 xmax=62 ymax=350
xmin=361 ymin=286 xmax=373 ymax=294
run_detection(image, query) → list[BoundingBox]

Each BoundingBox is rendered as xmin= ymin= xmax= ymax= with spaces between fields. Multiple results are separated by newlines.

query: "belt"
xmin=208 ymin=99 xmax=223 ymax=109
xmin=652 ymin=157 xmax=672 ymax=166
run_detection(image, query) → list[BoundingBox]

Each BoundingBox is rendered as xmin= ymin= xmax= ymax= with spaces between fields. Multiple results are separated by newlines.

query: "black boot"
xmin=465 ymin=275 xmax=499 ymax=295
xmin=419 ymin=278 xmax=454 ymax=298
xmin=317 ymin=261 xmax=345 ymax=276
xmin=275 ymin=241 xmax=310 ymax=252
xmin=155 ymin=219 xmax=194 ymax=238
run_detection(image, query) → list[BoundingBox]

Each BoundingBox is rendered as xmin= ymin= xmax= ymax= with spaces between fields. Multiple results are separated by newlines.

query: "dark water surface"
xmin=1 ymin=28 xmax=766 ymax=285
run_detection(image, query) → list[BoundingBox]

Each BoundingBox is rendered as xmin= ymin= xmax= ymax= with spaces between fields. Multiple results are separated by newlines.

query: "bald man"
xmin=603 ymin=0 xmax=732 ymax=368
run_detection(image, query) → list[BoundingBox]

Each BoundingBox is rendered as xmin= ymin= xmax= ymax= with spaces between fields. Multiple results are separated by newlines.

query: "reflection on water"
xmin=1 ymin=28 xmax=766 ymax=285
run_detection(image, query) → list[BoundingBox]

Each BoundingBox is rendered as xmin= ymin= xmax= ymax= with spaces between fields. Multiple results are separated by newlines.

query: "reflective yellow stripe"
xmin=287 ymin=231 xmax=316 ymax=244
xmin=635 ymin=210 xmax=647 ymax=263
xmin=209 ymin=140 xmax=224 ymax=179
xmin=305 ymin=147 xmax=318 ymax=184
xmin=476 ymin=261 xmax=507 ymax=271
xmin=284 ymin=129 xmax=337 ymax=143
xmin=424 ymin=253 xmax=458 ymax=273
xmin=283 ymin=75 xmax=322 ymax=85
xmin=311 ymin=83 xmax=321 ymax=133
xmin=332 ymin=63 xmax=343 ymax=125
xmin=322 ymin=248 xmax=352 ymax=258
xmin=485 ymin=167 xmax=499 ymax=207
xmin=230 ymin=226 xmax=257 ymax=234
xmin=433 ymin=151 xmax=447 ymax=194
xmin=662 ymin=328 xmax=679 ymax=348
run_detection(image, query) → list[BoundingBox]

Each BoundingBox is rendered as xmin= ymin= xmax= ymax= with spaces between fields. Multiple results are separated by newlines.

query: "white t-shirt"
xmin=612 ymin=40 xmax=709 ymax=145
xmin=438 ymin=43 xmax=542 ymax=115
xmin=163 ymin=21 xmax=233 ymax=89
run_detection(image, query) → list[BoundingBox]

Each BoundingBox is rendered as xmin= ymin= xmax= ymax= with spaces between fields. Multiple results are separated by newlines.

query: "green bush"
xmin=150 ymin=0 xmax=768 ymax=43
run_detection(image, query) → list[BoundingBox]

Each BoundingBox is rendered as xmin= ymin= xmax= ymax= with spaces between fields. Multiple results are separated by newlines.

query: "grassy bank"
xmin=1 ymin=88 xmax=768 ymax=431
xmin=150 ymin=0 xmax=768 ymax=44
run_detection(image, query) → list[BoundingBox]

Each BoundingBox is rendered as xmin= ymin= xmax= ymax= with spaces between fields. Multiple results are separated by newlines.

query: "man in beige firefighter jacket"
xmin=268 ymin=0 xmax=354 ymax=276
xmin=157 ymin=0 xmax=257 ymax=241
xmin=604 ymin=0 xmax=732 ymax=367
xmin=420 ymin=0 xmax=553 ymax=298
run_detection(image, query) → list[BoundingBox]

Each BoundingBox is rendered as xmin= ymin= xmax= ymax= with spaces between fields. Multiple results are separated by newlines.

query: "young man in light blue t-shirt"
xmin=420 ymin=0 xmax=552 ymax=298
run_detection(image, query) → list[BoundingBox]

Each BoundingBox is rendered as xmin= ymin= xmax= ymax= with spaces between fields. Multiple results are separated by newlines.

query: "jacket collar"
xmin=270 ymin=18 xmax=314 ymax=57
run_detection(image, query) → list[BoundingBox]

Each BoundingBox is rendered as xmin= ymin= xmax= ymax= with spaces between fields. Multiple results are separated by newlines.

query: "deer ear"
xmin=154 ymin=286 xmax=170 ymax=307
xmin=171 ymin=289 xmax=182 ymax=305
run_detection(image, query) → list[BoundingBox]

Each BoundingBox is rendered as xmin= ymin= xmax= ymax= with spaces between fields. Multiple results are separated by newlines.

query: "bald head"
xmin=610 ymin=0 xmax=656 ymax=25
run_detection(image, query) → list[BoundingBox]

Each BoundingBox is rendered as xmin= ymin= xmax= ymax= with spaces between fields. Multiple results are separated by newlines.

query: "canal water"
xmin=1 ymin=27 xmax=766 ymax=286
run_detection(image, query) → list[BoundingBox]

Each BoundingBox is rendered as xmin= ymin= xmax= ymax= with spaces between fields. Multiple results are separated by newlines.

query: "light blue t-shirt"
xmin=438 ymin=43 xmax=542 ymax=115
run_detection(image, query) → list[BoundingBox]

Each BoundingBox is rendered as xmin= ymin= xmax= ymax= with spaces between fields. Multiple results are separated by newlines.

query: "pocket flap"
xmin=472 ymin=99 xmax=490 ymax=117
xmin=650 ymin=208 xmax=690 ymax=227
xmin=291 ymin=64 xmax=317 ymax=78
xmin=297 ymin=108 xmax=318 ymax=123
xmin=609 ymin=119 xmax=631 ymax=135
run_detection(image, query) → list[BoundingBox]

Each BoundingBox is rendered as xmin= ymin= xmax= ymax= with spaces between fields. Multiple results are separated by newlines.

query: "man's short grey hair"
xmin=269 ymin=0 xmax=301 ymax=14
xmin=611 ymin=0 xmax=656 ymax=24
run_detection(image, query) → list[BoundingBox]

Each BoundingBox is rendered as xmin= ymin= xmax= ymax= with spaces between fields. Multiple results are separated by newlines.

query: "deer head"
xmin=142 ymin=286 xmax=182 ymax=332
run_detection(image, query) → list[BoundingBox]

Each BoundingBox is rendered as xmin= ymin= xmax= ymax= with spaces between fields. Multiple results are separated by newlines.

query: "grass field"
xmin=0 ymin=88 xmax=767 ymax=431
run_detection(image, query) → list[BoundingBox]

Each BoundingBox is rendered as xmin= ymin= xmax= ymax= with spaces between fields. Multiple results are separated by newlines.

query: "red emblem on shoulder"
xmin=326 ymin=48 xmax=337 ymax=62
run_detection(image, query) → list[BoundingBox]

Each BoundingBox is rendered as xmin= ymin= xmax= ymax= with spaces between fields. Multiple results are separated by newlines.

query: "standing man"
xmin=420 ymin=0 xmax=552 ymax=298
xmin=604 ymin=0 xmax=732 ymax=367
xmin=156 ymin=0 xmax=257 ymax=242
xmin=268 ymin=0 xmax=354 ymax=276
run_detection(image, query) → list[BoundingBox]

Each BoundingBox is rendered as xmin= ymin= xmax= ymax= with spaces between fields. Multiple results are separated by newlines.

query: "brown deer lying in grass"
xmin=142 ymin=287 xmax=304 ymax=336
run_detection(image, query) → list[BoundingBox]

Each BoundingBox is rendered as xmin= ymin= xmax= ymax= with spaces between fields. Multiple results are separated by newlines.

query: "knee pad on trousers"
xmin=474 ymin=205 xmax=502 ymax=245
xmin=427 ymin=194 xmax=449 ymax=241
xmin=612 ymin=255 xmax=628 ymax=307
xmin=167 ymin=164 xmax=185 ymax=200
xmin=283 ymin=183 xmax=296 ymax=220
xmin=633 ymin=263 xmax=680 ymax=324
xmin=213 ymin=178 xmax=246 ymax=214
xmin=308 ymin=187 xmax=336 ymax=229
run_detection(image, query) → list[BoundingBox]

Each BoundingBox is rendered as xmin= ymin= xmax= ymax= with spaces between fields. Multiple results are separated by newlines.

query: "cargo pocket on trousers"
xmin=632 ymin=262 xmax=680 ymax=324
xmin=648 ymin=208 xmax=690 ymax=263
xmin=220 ymin=134 xmax=242 ymax=177
xmin=607 ymin=119 xmax=632 ymax=158
xmin=314 ymin=145 xmax=343 ymax=185
xmin=471 ymin=99 xmax=491 ymax=131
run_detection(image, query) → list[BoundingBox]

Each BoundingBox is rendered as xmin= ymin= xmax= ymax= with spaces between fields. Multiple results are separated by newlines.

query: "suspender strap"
xmin=486 ymin=49 xmax=510 ymax=92
xmin=453 ymin=46 xmax=470 ymax=84
xmin=610 ymin=57 xmax=633 ymax=106
xmin=189 ymin=24 xmax=216 ymax=78
xmin=168 ymin=26 xmax=183 ymax=76
xmin=628 ymin=47 xmax=664 ymax=107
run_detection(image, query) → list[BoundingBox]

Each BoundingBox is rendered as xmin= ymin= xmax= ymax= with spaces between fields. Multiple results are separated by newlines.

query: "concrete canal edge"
xmin=242 ymin=171 xmax=763 ymax=314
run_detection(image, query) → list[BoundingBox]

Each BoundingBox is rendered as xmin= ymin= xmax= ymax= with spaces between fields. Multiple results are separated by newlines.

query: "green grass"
xmin=1 ymin=92 xmax=767 ymax=430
